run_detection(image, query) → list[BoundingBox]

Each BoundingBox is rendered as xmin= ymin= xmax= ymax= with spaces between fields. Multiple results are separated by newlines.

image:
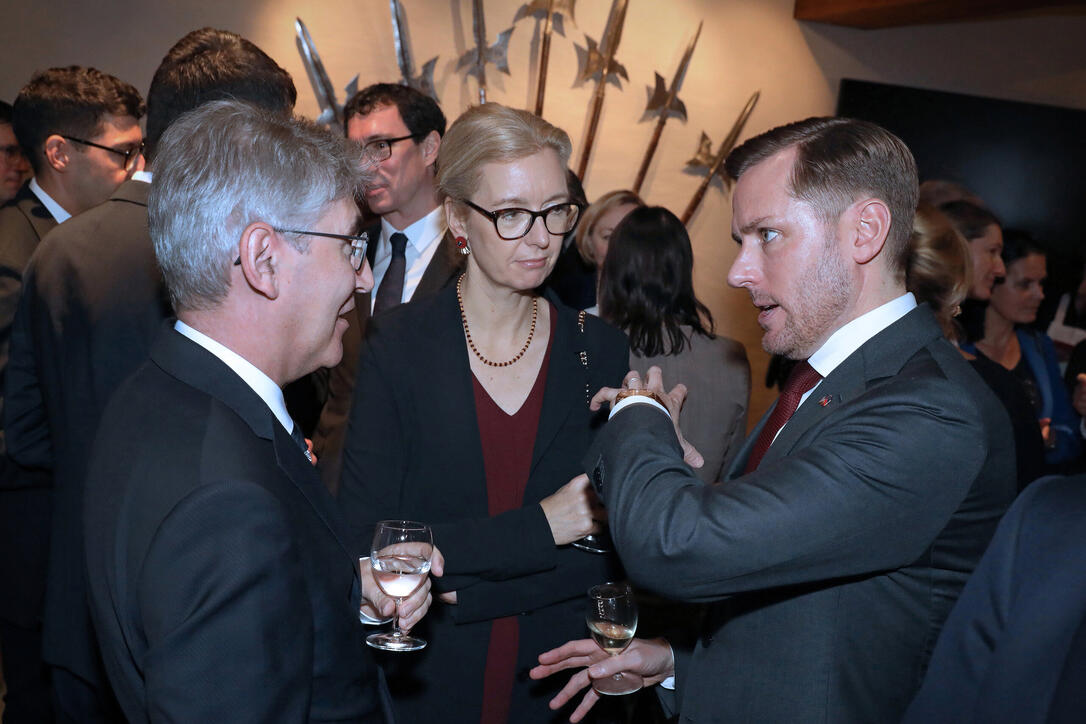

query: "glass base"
xmin=572 ymin=533 xmax=612 ymax=554
xmin=366 ymin=631 xmax=427 ymax=652
xmin=591 ymin=672 xmax=643 ymax=696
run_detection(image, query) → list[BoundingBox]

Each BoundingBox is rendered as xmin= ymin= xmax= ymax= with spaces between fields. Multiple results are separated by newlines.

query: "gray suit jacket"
xmin=632 ymin=329 xmax=750 ymax=483
xmin=585 ymin=304 xmax=1016 ymax=723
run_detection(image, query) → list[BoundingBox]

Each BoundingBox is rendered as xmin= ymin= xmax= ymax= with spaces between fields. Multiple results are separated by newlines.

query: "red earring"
xmin=455 ymin=236 xmax=470 ymax=255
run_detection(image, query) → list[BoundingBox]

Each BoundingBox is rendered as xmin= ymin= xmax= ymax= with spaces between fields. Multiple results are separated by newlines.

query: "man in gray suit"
xmin=532 ymin=117 xmax=1016 ymax=723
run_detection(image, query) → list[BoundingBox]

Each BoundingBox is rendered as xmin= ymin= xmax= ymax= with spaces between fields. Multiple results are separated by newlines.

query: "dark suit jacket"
xmin=312 ymin=220 xmax=461 ymax=492
xmin=84 ymin=326 xmax=392 ymax=723
xmin=903 ymin=473 xmax=1086 ymax=723
xmin=3 ymin=179 xmax=170 ymax=681
xmin=338 ymin=285 xmax=628 ymax=723
xmin=585 ymin=304 xmax=1016 ymax=723
xmin=0 ymin=181 xmax=56 ymax=628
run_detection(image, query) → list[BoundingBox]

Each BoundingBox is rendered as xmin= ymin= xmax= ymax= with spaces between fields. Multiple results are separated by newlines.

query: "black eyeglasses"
xmin=361 ymin=134 xmax=420 ymax=163
xmin=62 ymin=135 xmax=144 ymax=173
xmin=461 ymin=199 xmax=582 ymax=241
xmin=233 ymin=228 xmax=369 ymax=270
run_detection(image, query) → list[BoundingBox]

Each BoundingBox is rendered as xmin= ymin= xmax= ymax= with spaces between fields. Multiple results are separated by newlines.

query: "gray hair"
xmin=149 ymin=99 xmax=370 ymax=312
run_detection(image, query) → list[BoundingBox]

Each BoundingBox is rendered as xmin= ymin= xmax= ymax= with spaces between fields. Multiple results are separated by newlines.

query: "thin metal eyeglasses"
xmin=461 ymin=199 xmax=583 ymax=241
xmin=232 ymin=228 xmax=369 ymax=271
xmin=61 ymin=135 xmax=144 ymax=172
xmin=361 ymin=134 xmax=420 ymax=163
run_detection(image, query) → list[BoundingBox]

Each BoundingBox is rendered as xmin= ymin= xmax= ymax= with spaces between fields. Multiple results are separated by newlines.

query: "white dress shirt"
xmin=370 ymin=206 xmax=446 ymax=311
xmin=173 ymin=320 xmax=295 ymax=437
xmin=29 ymin=177 xmax=71 ymax=223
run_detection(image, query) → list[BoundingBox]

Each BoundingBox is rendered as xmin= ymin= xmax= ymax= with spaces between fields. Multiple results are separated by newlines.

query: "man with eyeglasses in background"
xmin=312 ymin=83 xmax=462 ymax=492
xmin=0 ymin=101 xmax=32 ymax=205
xmin=0 ymin=66 xmax=143 ymax=724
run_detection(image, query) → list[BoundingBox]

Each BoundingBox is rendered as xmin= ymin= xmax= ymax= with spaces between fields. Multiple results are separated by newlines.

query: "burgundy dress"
xmin=474 ymin=313 xmax=554 ymax=724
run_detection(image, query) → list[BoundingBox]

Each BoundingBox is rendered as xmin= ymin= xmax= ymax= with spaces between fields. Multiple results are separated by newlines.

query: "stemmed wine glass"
xmin=586 ymin=582 xmax=643 ymax=695
xmin=365 ymin=520 xmax=433 ymax=652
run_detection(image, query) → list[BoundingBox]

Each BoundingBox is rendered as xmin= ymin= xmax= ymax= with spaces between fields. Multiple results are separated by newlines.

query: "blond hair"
xmin=575 ymin=189 xmax=645 ymax=265
xmin=906 ymin=203 xmax=973 ymax=340
xmin=436 ymin=103 xmax=571 ymax=205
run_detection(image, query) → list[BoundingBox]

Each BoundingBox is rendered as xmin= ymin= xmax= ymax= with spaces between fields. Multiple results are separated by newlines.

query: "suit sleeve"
xmin=138 ymin=481 xmax=312 ymax=722
xmin=2 ymin=280 xmax=52 ymax=471
xmin=588 ymin=374 xmax=989 ymax=602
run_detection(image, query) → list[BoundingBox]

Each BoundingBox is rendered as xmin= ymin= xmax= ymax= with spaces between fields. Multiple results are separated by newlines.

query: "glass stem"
xmin=391 ymin=598 xmax=403 ymax=638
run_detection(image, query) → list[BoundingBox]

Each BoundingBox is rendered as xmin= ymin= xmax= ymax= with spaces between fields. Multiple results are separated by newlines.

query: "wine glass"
xmin=572 ymin=532 xmax=612 ymax=554
xmin=365 ymin=520 xmax=433 ymax=652
xmin=586 ymin=582 xmax=643 ymax=695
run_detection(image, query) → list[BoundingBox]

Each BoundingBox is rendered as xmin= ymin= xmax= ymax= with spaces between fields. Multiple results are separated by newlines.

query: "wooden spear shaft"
xmin=533 ymin=0 xmax=555 ymax=116
xmin=681 ymin=90 xmax=760 ymax=225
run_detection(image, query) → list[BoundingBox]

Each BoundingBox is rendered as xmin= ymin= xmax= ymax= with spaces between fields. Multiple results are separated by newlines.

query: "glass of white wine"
xmin=365 ymin=520 xmax=433 ymax=652
xmin=586 ymin=582 xmax=643 ymax=695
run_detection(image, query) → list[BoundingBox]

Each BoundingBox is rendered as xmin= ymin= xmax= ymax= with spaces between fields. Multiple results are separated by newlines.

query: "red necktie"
xmin=743 ymin=360 xmax=822 ymax=473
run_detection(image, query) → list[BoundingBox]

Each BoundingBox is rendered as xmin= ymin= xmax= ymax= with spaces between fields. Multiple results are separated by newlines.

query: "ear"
xmin=420 ymin=130 xmax=441 ymax=169
xmin=444 ymin=197 xmax=468 ymax=239
xmin=849 ymin=198 xmax=892 ymax=265
xmin=237 ymin=222 xmax=282 ymax=300
xmin=42 ymin=135 xmax=70 ymax=172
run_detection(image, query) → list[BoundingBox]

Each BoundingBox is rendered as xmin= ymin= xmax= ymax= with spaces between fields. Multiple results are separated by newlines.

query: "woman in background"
xmin=965 ymin=229 xmax=1081 ymax=470
xmin=338 ymin=103 xmax=628 ymax=723
xmin=907 ymin=204 xmax=1044 ymax=488
xmin=572 ymin=189 xmax=643 ymax=313
xmin=598 ymin=205 xmax=749 ymax=483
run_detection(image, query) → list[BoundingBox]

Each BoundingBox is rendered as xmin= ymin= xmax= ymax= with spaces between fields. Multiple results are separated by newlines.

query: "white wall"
xmin=4 ymin=0 xmax=1084 ymax=421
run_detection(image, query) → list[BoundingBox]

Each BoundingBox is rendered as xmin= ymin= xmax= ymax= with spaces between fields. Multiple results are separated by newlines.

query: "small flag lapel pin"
xmin=818 ymin=395 xmax=832 ymax=407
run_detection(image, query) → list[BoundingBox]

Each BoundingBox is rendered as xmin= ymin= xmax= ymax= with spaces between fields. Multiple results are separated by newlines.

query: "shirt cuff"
xmin=358 ymin=557 xmax=394 ymax=625
xmin=609 ymin=395 xmax=671 ymax=420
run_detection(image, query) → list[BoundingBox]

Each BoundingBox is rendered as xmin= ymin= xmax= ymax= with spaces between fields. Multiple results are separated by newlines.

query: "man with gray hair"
xmin=82 ymin=100 xmax=437 ymax=722
xmin=533 ymin=117 xmax=1015 ymax=722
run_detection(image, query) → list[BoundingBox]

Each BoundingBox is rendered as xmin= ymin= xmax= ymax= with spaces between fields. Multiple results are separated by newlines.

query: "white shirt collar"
xmin=380 ymin=205 xmax=445 ymax=251
xmin=808 ymin=292 xmax=918 ymax=378
xmin=29 ymin=177 xmax=71 ymax=223
xmin=173 ymin=320 xmax=295 ymax=435
xmin=130 ymin=170 xmax=153 ymax=183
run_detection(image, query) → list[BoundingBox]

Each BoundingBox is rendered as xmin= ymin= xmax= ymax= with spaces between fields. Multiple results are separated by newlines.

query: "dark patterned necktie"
xmin=373 ymin=232 xmax=408 ymax=314
xmin=289 ymin=421 xmax=313 ymax=464
xmin=743 ymin=360 xmax=822 ymax=473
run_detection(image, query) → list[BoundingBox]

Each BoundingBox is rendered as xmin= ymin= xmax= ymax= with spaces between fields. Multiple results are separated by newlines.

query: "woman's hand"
xmin=540 ymin=474 xmax=604 ymax=545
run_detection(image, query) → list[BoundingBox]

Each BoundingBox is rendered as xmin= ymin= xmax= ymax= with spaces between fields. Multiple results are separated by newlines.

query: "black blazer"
xmin=84 ymin=326 xmax=392 ymax=723
xmin=338 ymin=284 xmax=629 ymax=723
xmin=312 ymin=220 xmax=462 ymax=492
xmin=4 ymin=179 xmax=170 ymax=681
xmin=0 ymin=181 xmax=57 ymax=628
xmin=586 ymin=304 xmax=1017 ymax=723
xmin=904 ymin=473 xmax=1086 ymax=723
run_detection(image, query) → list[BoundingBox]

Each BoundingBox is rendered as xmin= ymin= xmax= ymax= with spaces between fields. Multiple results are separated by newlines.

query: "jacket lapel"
xmin=529 ymin=296 xmax=582 ymax=478
xmin=151 ymin=326 xmax=360 ymax=564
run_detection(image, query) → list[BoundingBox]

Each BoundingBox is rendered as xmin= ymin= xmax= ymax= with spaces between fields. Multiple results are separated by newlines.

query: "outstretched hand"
xmin=590 ymin=367 xmax=704 ymax=469
xmin=529 ymin=637 xmax=675 ymax=723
